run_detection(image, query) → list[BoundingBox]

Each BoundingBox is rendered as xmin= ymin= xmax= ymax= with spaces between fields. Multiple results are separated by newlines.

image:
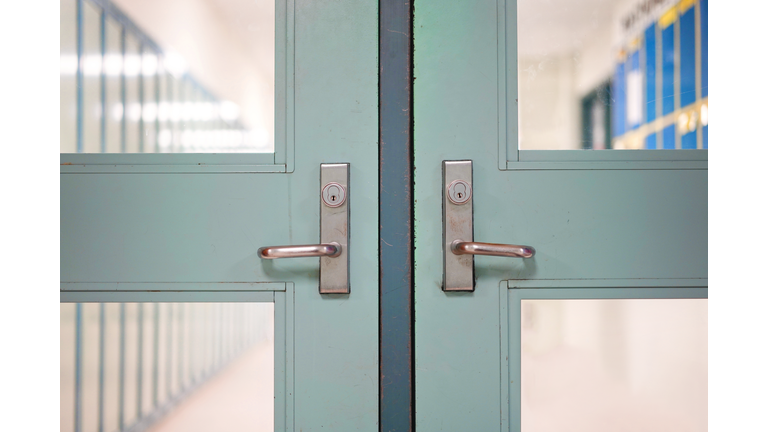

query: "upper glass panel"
xmin=60 ymin=0 xmax=275 ymax=153
xmin=518 ymin=0 xmax=708 ymax=150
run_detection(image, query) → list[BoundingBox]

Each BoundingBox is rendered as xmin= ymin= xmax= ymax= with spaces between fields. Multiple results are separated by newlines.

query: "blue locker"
xmin=612 ymin=62 xmax=626 ymax=138
xmin=680 ymin=6 xmax=696 ymax=108
xmin=629 ymin=51 xmax=641 ymax=130
xmin=701 ymin=0 xmax=708 ymax=98
xmin=663 ymin=124 xmax=676 ymax=149
xmin=646 ymin=133 xmax=658 ymax=149
xmin=645 ymin=24 xmax=657 ymax=124
xmin=662 ymin=23 xmax=675 ymax=115
xmin=682 ymin=130 xmax=696 ymax=149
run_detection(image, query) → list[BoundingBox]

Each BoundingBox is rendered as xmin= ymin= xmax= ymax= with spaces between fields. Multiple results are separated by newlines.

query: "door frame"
xmin=379 ymin=0 xmax=414 ymax=430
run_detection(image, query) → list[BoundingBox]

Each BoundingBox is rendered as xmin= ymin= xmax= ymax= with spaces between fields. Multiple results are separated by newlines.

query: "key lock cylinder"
xmin=322 ymin=182 xmax=346 ymax=207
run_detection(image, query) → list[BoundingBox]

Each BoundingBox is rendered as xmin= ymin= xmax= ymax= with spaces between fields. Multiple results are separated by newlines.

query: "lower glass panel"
xmin=60 ymin=303 xmax=274 ymax=432
xmin=521 ymin=299 xmax=707 ymax=431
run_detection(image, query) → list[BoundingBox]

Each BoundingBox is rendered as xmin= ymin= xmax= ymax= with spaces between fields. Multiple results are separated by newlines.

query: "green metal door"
xmin=414 ymin=0 xmax=707 ymax=430
xmin=60 ymin=0 xmax=379 ymax=430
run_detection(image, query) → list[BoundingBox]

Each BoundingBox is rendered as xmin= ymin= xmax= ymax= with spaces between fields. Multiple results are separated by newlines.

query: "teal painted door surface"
xmin=61 ymin=1 xmax=379 ymax=430
xmin=414 ymin=1 xmax=707 ymax=431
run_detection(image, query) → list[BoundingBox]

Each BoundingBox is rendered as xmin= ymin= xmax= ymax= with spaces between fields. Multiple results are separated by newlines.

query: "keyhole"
xmin=453 ymin=183 xmax=466 ymax=200
xmin=323 ymin=183 xmax=346 ymax=207
xmin=447 ymin=180 xmax=470 ymax=205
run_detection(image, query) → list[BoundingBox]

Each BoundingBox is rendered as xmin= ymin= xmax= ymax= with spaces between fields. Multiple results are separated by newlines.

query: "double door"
xmin=61 ymin=0 xmax=707 ymax=430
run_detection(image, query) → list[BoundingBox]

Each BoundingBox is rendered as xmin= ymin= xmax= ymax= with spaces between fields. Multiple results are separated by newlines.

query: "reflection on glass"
xmin=60 ymin=0 xmax=275 ymax=153
xmin=521 ymin=299 xmax=707 ymax=431
xmin=518 ymin=0 xmax=708 ymax=150
xmin=61 ymin=303 xmax=274 ymax=432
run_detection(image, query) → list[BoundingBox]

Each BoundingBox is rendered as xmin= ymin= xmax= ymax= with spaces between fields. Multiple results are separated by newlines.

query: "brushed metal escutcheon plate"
xmin=319 ymin=163 xmax=350 ymax=294
xmin=442 ymin=160 xmax=535 ymax=292
xmin=257 ymin=163 xmax=349 ymax=294
xmin=443 ymin=160 xmax=475 ymax=291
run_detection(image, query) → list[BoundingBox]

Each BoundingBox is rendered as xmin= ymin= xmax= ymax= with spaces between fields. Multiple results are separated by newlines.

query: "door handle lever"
xmin=257 ymin=163 xmax=350 ymax=294
xmin=450 ymin=240 xmax=535 ymax=258
xmin=258 ymin=242 xmax=342 ymax=259
xmin=443 ymin=160 xmax=535 ymax=291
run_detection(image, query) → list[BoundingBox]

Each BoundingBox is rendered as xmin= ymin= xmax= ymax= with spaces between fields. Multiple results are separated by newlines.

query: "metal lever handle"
xmin=451 ymin=240 xmax=535 ymax=258
xmin=258 ymin=242 xmax=342 ymax=259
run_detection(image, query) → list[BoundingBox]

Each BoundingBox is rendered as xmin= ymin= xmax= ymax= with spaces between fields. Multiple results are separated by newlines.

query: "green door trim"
xmin=506 ymin=278 xmax=708 ymax=289
xmin=379 ymin=0 xmax=414 ymax=430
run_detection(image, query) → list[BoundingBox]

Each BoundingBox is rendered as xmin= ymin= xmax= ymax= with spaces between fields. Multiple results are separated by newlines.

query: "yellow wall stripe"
xmin=678 ymin=0 xmax=697 ymax=14
xmin=659 ymin=7 xmax=678 ymax=29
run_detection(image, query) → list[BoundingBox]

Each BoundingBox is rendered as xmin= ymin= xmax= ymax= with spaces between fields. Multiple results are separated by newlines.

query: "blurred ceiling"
xmin=518 ymin=0 xmax=620 ymax=57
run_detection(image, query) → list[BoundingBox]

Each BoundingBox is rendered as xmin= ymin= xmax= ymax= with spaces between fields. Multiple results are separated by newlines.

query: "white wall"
xmin=518 ymin=54 xmax=580 ymax=150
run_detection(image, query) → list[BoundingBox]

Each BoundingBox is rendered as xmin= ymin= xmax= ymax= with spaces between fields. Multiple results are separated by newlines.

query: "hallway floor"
xmin=146 ymin=341 xmax=273 ymax=432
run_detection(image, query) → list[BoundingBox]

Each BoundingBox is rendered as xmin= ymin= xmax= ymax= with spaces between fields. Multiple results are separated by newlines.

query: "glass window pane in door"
xmin=518 ymin=0 xmax=709 ymax=150
xmin=60 ymin=0 xmax=275 ymax=153
xmin=521 ymin=298 xmax=707 ymax=431
xmin=60 ymin=302 xmax=274 ymax=432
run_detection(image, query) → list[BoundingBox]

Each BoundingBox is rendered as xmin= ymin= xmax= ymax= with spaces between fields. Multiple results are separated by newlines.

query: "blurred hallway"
xmin=61 ymin=302 xmax=275 ymax=432
xmin=147 ymin=341 xmax=273 ymax=432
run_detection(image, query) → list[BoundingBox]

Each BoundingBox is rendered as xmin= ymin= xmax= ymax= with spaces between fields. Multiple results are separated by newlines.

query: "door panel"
xmin=61 ymin=0 xmax=378 ymax=431
xmin=414 ymin=0 xmax=707 ymax=430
